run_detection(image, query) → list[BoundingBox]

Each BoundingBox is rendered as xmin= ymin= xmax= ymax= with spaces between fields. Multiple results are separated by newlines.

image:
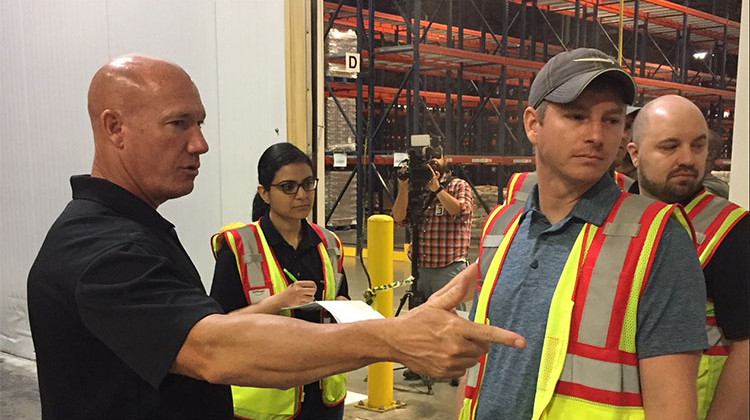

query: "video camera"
xmin=397 ymin=146 xmax=443 ymax=190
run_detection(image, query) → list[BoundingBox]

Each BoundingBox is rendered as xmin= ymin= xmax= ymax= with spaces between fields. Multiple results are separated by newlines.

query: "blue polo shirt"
xmin=471 ymin=175 xmax=707 ymax=420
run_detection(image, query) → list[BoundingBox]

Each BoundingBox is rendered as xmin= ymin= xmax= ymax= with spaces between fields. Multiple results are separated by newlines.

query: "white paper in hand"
xmin=283 ymin=300 xmax=384 ymax=323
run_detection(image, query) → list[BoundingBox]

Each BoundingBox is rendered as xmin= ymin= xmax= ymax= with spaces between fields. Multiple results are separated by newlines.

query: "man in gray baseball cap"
xmin=458 ymin=48 xmax=707 ymax=420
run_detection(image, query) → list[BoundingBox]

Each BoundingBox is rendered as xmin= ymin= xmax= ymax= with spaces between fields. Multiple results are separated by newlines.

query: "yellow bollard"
xmin=358 ymin=215 xmax=404 ymax=412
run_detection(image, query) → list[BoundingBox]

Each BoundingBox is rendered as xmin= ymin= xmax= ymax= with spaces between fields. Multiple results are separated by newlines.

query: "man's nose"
xmin=675 ymin=144 xmax=697 ymax=165
xmin=188 ymin=127 xmax=209 ymax=155
xmin=586 ymin=121 xmax=606 ymax=143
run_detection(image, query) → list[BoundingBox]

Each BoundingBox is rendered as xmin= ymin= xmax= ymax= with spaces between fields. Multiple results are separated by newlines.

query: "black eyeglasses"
xmin=270 ymin=177 xmax=318 ymax=195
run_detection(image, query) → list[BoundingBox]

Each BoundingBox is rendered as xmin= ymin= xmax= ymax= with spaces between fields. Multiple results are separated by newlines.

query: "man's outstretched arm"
xmin=172 ymin=268 xmax=525 ymax=389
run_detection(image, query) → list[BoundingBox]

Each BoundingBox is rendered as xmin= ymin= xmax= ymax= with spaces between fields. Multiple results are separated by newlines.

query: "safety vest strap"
xmin=532 ymin=224 xmax=593 ymax=419
xmin=506 ymin=172 xmax=537 ymax=206
xmin=613 ymin=171 xmax=634 ymax=191
xmin=212 ymin=224 xmax=278 ymax=305
xmin=479 ymin=202 xmax=525 ymax=279
xmin=685 ymin=191 xmax=748 ymax=267
xmin=574 ymin=193 xmax=656 ymax=350
xmin=309 ymin=223 xmax=345 ymax=297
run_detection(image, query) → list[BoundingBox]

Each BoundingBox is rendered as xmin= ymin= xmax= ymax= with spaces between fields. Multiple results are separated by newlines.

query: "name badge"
xmin=248 ymin=288 xmax=271 ymax=304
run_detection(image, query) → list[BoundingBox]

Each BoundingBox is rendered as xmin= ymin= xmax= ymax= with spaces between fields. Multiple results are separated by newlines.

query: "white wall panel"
xmin=1 ymin=0 xmax=109 ymax=360
xmin=105 ymin=0 xmax=224 ymax=291
xmin=1 ymin=0 xmax=286 ymax=359
xmin=215 ymin=0 xmax=288 ymax=226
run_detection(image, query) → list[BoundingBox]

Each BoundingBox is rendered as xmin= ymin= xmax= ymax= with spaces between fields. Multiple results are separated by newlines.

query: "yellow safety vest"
xmin=683 ymin=190 xmax=748 ymax=420
xmin=211 ymin=221 xmax=347 ymax=420
xmin=461 ymin=192 xmax=693 ymax=420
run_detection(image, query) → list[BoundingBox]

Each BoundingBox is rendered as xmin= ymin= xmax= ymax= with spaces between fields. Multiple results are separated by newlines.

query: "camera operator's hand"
xmin=393 ymin=165 xmax=413 ymax=223
xmin=427 ymin=165 xmax=441 ymax=193
xmin=397 ymin=166 xmax=410 ymax=191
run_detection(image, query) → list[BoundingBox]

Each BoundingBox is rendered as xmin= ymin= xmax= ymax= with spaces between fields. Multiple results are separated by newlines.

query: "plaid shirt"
xmin=409 ymin=176 xmax=474 ymax=268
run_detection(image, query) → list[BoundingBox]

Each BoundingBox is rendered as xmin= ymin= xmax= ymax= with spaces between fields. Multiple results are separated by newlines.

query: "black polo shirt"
xmin=628 ymin=182 xmax=749 ymax=339
xmin=210 ymin=213 xmax=349 ymax=320
xmin=27 ymin=175 xmax=232 ymax=419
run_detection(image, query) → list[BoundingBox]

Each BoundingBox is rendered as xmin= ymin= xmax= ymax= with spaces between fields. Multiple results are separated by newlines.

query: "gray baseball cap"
xmin=528 ymin=48 xmax=637 ymax=109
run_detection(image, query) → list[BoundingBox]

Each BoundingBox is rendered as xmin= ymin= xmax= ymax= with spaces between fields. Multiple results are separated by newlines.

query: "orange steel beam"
xmin=639 ymin=0 xmax=740 ymax=29
xmin=324 ymin=2 xmax=565 ymax=57
xmin=367 ymin=50 xmax=538 ymax=80
xmin=635 ymin=76 xmax=735 ymax=98
xmin=326 ymin=82 xmax=526 ymax=109
xmin=531 ymin=0 xmax=738 ymax=48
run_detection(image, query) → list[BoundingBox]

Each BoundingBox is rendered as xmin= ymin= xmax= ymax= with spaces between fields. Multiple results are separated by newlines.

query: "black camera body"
xmin=397 ymin=146 xmax=442 ymax=190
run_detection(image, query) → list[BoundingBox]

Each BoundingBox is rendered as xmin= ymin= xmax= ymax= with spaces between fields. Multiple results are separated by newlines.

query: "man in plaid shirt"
xmin=393 ymin=146 xmax=474 ymax=310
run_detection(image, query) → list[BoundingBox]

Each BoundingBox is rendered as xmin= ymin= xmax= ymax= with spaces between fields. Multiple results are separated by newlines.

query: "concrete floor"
xmin=0 ymin=235 xmax=475 ymax=420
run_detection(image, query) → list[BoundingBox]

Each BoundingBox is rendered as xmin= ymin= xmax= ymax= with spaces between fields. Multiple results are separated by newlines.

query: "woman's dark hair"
xmin=251 ymin=142 xmax=313 ymax=221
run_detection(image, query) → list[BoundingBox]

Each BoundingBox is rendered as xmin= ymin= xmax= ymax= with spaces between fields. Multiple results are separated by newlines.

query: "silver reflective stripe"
xmin=319 ymin=226 xmax=342 ymax=292
xmin=479 ymin=203 xmax=524 ymax=278
xmin=602 ymin=223 xmax=640 ymax=237
xmin=578 ymin=195 xmax=654 ymax=348
xmin=514 ymin=191 xmax=530 ymax=204
xmin=690 ymin=195 xmax=731 ymax=242
xmin=466 ymin=363 xmax=480 ymax=388
xmin=511 ymin=172 xmax=537 ymax=205
xmin=234 ymin=227 xmax=267 ymax=288
xmin=482 ymin=235 xmax=503 ymax=248
xmin=707 ymin=324 xmax=731 ymax=348
xmin=559 ymin=353 xmax=641 ymax=394
xmin=242 ymin=253 xmax=264 ymax=263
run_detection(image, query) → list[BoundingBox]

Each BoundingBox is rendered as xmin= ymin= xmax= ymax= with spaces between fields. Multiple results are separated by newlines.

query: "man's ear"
xmin=626 ymin=142 xmax=639 ymax=168
xmin=523 ymin=106 xmax=540 ymax=146
xmin=101 ymin=109 xmax=125 ymax=149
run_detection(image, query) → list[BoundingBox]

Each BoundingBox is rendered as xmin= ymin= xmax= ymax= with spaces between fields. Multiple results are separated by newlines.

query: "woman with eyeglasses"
xmin=210 ymin=142 xmax=349 ymax=420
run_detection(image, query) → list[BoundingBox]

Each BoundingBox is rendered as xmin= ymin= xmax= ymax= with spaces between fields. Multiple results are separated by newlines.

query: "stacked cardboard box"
xmin=326 ymin=28 xmax=357 ymax=78
xmin=325 ymin=170 xmax=358 ymax=227
xmin=326 ymin=97 xmax=356 ymax=152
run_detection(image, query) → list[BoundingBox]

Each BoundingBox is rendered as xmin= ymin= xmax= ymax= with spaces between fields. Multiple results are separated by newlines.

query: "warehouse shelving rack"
xmin=317 ymin=0 xmax=740 ymax=251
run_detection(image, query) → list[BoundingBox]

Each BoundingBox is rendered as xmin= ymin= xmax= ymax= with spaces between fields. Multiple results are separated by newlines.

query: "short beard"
xmin=639 ymin=165 xmax=702 ymax=203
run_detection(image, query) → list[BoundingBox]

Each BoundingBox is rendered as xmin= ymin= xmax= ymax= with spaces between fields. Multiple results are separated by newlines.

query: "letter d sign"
xmin=345 ymin=52 xmax=360 ymax=74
